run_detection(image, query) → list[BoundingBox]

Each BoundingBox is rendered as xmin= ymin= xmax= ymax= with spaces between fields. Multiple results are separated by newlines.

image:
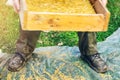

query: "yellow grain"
xmin=20 ymin=75 xmax=26 ymax=80
xmin=26 ymin=0 xmax=95 ymax=14
xmin=7 ymin=73 xmax=12 ymax=80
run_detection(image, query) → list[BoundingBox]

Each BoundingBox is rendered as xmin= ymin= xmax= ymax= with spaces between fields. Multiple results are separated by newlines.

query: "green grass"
xmin=0 ymin=0 xmax=19 ymax=53
xmin=97 ymin=0 xmax=120 ymax=41
xmin=37 ymin=0 xmax=120 ymax=46
xmin=0 ymin=0 xmax=120 ymax=53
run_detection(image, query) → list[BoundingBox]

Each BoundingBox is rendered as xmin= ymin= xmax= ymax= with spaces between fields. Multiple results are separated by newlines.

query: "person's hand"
xmin=101 ymin=0 xmax=108 ymax=6
xmin=12 ymin=0 xmax=20 ymax=13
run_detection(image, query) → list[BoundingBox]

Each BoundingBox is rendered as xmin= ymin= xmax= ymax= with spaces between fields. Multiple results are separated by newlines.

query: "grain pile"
xmin=26 ymin=0 xmax=95 ymax=14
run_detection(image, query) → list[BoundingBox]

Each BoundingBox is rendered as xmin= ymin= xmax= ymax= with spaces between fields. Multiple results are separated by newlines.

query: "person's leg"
xmin=16 ymin=27 xmax=41 ymax=57
xmin=8 ymin=26 xmax=41 ymax=72
xmin=77 ymin=32 xmax=108 ymax=73
xmin=77 ymin=32 xmax=98 ymax=55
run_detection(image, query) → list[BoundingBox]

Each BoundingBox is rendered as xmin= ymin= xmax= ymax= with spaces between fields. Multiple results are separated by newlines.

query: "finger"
xmin=101 ymin=0 xmax=107 ymax=6
xmin=13 ymin=0 xmax=20 ymax=13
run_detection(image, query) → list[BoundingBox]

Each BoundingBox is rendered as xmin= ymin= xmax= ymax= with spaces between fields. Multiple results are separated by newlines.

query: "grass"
xmin=0 ymin=0 xmax=120 ymax=53
xmin=0 ymin=0 xmax=19 ymax=53
xmin=97 ymin=0 xmax=120 ymax=41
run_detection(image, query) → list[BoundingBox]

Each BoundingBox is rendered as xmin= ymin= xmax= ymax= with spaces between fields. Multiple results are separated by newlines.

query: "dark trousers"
xmin=16 ymin=27 xmax=98 ymax=57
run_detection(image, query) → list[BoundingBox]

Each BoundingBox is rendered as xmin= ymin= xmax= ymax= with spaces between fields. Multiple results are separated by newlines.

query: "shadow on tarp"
xmin=0 ymin=28 xmax=120 ymax=80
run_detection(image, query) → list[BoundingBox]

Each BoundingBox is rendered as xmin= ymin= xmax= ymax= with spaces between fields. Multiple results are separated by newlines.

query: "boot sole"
xmin=80 ymin=55 xmax=107 ymax=73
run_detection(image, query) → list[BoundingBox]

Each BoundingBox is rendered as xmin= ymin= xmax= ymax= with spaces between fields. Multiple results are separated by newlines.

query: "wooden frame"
xmin=19 ymin=0 xmax=110 ymax=31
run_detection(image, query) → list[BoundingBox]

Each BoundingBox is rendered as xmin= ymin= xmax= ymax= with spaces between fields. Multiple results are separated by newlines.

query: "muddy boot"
xmin=7 ymin=52 xmax=31 ymax=72
xmin=7 ymin=26 xmax=40 ymax=72
xmin=77 ymin=32 xmax=108 ymax=73
xmin=81 ymin=53 xmax=108 ymax=73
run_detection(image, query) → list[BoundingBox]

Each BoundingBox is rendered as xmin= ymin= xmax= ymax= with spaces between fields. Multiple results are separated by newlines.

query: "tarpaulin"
xmin=0 ymin=28 xmax=120 ymax=80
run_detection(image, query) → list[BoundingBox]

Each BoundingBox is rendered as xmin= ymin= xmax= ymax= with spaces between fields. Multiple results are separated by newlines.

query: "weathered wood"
xmin=19 ymin=0 xmax=110 ymax=31
xmin=92 ymin=0 xmax=110 ymax=31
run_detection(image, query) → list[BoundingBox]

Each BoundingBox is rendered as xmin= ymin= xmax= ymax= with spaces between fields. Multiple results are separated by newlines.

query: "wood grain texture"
xmin=19 ymin=0 xmax=110 ymax=31
xmin=92 ymin=0 xmax=110 ymax=31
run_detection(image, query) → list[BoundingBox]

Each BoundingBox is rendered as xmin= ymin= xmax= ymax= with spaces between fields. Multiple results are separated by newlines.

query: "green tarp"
xmin=0 ymin=28 xmax=120 ymax=80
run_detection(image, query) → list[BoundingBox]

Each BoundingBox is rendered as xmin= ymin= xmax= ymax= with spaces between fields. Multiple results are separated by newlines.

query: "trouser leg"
xmin=16 ymin=26 xmax=41 ymax=57
xmin=77 ymin=32 xmax=98 ymax=56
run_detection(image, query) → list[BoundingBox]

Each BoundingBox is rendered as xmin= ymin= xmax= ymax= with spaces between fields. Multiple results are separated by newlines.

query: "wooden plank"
xmin=93 ymin=0 xmax=110 ymax=31
xmin=89 ymin=0 xmax=96 ymax=4
xmin=23 ymin=12 xmax=104 ymax=31
xmin=19 ymin=0 xmax=27 ymax=28
xmin=19 ymin=0 xmax=110 ymax=31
